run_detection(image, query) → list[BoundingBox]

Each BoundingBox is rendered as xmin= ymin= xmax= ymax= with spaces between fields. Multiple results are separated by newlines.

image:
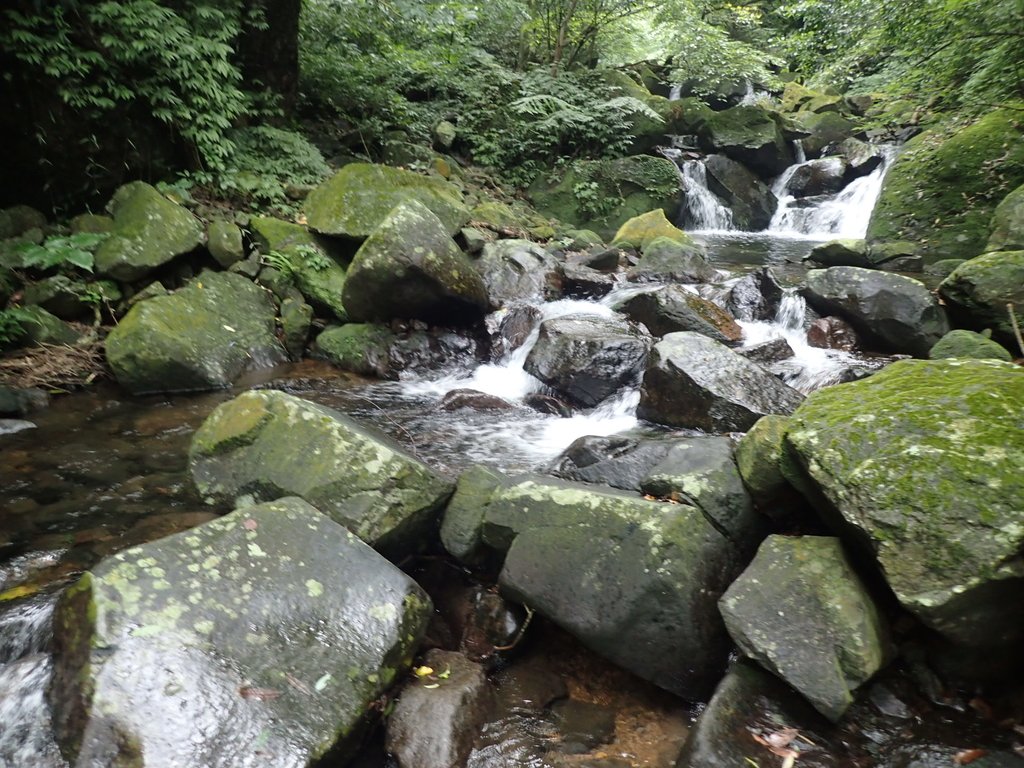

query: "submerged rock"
xmin=783 ymin=359 xmax=1024 ymax=651
xmin=524 ymin=314 xmax=651 ymax=407
xmin=49 ymin=498 xmax=431 ymax=768
xmin=720 ymin=535 xmax=891 ymax=722
xmin=637 ymin=332 xmax=804 ymax=432
xmin=94 ymin=182 xmax=204 ymax=282
xmin=105 ymin=271 xmax=286 ymax=394
xmin=342 ymin=199 xmax=488 ymax=326
xmin=189 ymin=390 xmax=454 ymax=552
xmin=305 ymin=163 xmax=470 ymax=239
xmin=440 ymin=471 xmax=742 ymax=698
xmin=803 ymin=267 xmax=949 ymax=357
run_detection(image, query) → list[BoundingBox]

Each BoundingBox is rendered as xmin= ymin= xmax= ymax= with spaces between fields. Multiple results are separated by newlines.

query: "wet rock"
xmin=305 ymin=162 xmax=470 ymax=239
xmin=189 ymin=390 xmax=454 ymax=553
xmin=807 ymin=316 xmax=860 ymax=351
xmin=638 ymin=332 xmax=805 ymax=432
xmin=698 ymin=105 xmax=795 ymax=178
xmin=830 ymin=137 xmax=884 ymax=181
xmin=576 ymin=246 xmax=621 ymax=272
xmin=524 ymin=314 xmax=651 ymax=407
xmin=280 ymin=295 xmax=313 ymax=359
xmin=551 ymin=700 xmax=617 ymax=754
xmin=18 ymin=305 xmax=83 ymax=346
xmin=105 ymin=271 xmax=286 ymax=394
xmin=524 ymin=393 xmax=573 ymax=418
xmin=726 ymin=267 xmax=784 ymax=322
xmin=342 ymin=199 xmax=489 ymax=326
xmin=0 ymin=385 xmax=48 ymax=416
xmin=676 ymin=660 xmax=836 ymax=768
xmin=492 ymin=656 xmax=569 ymax=711
xmin=458 ymin=226 xmax=492 ymax=254
xmin=929 ymin=329 xmax=1013 ymax=362
xmin=0 ymin=419 xmax=36 ymax=437
xmin=23 ymin=275 xmax=121 ymax=321
xmin=787 ymin=157 xmax=848 ymax=198
xmin=626 ymin=237 xmax=716 ymax=284
xmin=387 ymin=328 xmax=483 ymax=377
xmin=737 ymin=338 xmax=795 ymax=364
xmin=485 ymin=305 xmax=541 ymax=361
xmin=939 ymin=251 xmax=1024 ymax=349
xmin=94 ymin=182 xmax=204 ymax=282
xmin=321 ymin=321 xmax=483 ymax=380
xmin=734 ymin=415 xmax=799 ymax=515
xmin=615 ymin=285 xmax=742 ymax=344
xmin=804 ymin=267 xmax=949 ymax=357
xmin=551 ymin=435 xmax=676 ymax=492
xmin=924 ymin=258 xmax=967 ymax=279
xmin=703 ymin=154 xmax=778 ymax=231
xmin=807 ymin=239 xmax=871 ymax=268
xmin=206 ymin=219 xmax=244 ymax=268
xmin=792 ymin=111 xmax=857 ymax=159
xmin=720 ymin=535 xmax=891 ymax=721
xmin=314 ymin=323 xmax=394 ymax=377
xmin=641 ymin=436 xmax=764 ymax=550
xmin=783 ymin=359 xmax=1024 ymax=651
xmin=439 ymin=389 xmax=517 ymax=412
xmin=441 ymin=471 xmax=742 ymax=698
xmin=249 ymin=216 xmax=349 ymax=321
xmin=477 ymin=239 xmax=563 ymax=307
xmin=561 ymin=263 xmax=618 ymax=299
xmin=50 ymin=498 xmax=431 ymax=768
xmin=386 ymin=649 xmax=493 ymax=768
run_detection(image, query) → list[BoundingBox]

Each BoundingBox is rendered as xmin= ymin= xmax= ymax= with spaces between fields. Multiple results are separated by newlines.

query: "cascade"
xmin=768 ymin=145 xmax=897 ymax=238
xmin=679 ymin=160 xmax=734 ymax=231
xmin=668 ymin=83 xmax=682 ymax=101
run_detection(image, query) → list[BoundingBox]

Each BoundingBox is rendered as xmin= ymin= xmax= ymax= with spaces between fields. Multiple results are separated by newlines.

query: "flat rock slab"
xmin=189 ymin=390 xmax=454 ymax=553
xmin=783 ymin=359 xmax=1024 ymax=649
xmin=720 ymin=535 xmax=891 ymax=722
xmin=637 ymin=332 xmax=804 ymax=432
xmin=50 ymin=498 xmax=432 ymax=768
xmin=441 ymin=469 xmax=742 ymax=698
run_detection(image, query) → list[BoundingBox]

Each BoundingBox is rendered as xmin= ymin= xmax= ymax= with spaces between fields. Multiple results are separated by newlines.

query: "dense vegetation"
xmin=0 ymin=0 xmax=1020 ymax=212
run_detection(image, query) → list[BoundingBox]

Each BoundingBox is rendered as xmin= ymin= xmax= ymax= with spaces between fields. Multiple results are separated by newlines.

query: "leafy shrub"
xmin=11 ymin=233 xmax=108 ymax=273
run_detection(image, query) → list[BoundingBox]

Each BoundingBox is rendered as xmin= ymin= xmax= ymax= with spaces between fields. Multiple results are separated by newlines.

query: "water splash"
xmin=679 ymin=160 xmax=734 ymax=231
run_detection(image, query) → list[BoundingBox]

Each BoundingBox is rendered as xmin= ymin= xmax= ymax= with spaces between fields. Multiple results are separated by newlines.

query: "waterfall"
xmin=768 ymin=145 xmax=896 ymax=238
xmin=669 ymin=84 xmax=682 ymax=101
xmin=793 ymin=140 xmax=807 ymax=164
xmin=679 ymin=159 xmax=734 ymax=232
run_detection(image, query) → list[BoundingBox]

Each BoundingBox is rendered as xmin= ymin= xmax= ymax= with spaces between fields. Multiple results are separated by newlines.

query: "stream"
xmin=5 ymin=147 xmax=1007 ymax=767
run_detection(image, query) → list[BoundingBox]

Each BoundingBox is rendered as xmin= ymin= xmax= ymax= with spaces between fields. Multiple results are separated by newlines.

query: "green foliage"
xmin=0 ymin=307 xmax=34 ymax=349
xmin=1 ymin=1 xmax=253 ymax=173
xmin=11 ymin=234 xmax=108 ymax=274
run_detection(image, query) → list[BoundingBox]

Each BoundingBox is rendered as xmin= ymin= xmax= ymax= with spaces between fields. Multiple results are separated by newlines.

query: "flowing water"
xmin=0 ymin=138 xmax=918 ymax=765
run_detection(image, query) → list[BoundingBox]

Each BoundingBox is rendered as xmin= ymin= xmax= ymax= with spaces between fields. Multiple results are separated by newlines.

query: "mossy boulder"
xmin=477 ymin=239 xmax=563 ymax=308
xmin=49 ymin=497 xmax=431 ymax=768
xmin=470 ymin=201 xmax=527 ymax=231
xmin=105 ymin=270 xmax=286 ymax=394
xmin=988 ymin=183 xmax=1024 ymax=252
xmin=734 ymin=415 xmax=793 ymax=505
xmin=866 ymin=109 xmax=1024 ymax=264
xmin=720 ymin=535 xmax=891 ymax=722
xmin=22 ymin=275 xmax=121 ymax=321
xmin=528 ymin=156 xmax=682 ymax=239
xmin=440 ymin=470 xmax=744 ymax=698
xmin=94 ymin=182 xmax=204 ymax=282
xmin=305 ymin=163 xmax=470 ymax=240
xmin=69 ymin=213 xmax=114 ymax=235
xmin=206 ymin=219 xmax=245 ymax=268
xmin=0 ymin=205 xmax=46 ymax=240
xmin=628 ymin=95 xmax=713 ymax=155
xmin=807 ymin=239 xmax=870 ymax=268
xmin=249 ymin=216 xmax=349 ymax=321
xmin=625 ymin=237 xmax=715 ymax=284
xmin=313 ymin=324 xmax=395 ymax=378
xmin=342 ymin=199 xmax=488 ymax=325
xmin=783 ymin=359 xmax=1024 ymax=649
xmin=939 ymin=250 xmax=1024 ymax=348
xmin=612 ymin=209 xmax=692 ymax=250
xmin=803 ymin=267 xmax=949 ymax=357
xmin=697 ymin=105 xmax=794 ymax=178
xmin=189 ymin=390 xmax=454 ymax=553
xmin=929 ymin=329 xmax=1013 ymax=362
xmin=280 ymin=295 xmax=313 ymax=359
xmin=792 ymin=111 xmax=857 ymax=159
xmin=18 ymin=305 xmax=82 ymax=346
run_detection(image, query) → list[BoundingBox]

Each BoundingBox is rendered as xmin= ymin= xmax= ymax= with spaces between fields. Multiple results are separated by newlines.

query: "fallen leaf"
xmin=955 ymin=749 xmax=988 ymax=765
xmin=422 ymin=683 xmax=440 ymax=689
xmin=413 ymin=665 xmax=434 ymax=677
xmin=239 ymin=686 xmax=282 ymax=701
xmin=437 ymin=665 xmax=451 ymax=680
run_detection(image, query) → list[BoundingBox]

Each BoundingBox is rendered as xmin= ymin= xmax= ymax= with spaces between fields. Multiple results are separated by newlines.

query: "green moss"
xmin=612 ymin=210 xmax=693 ymax=250
xmin=929 ymin=330 xmax=1013 ymax=361
xmin=939 ymin=250 xmax=1024 ymax=345
xmin=313 ymin=324 xmax=394 ymax=376
xmin=867 ymin=109 xmax=1024 ymax=263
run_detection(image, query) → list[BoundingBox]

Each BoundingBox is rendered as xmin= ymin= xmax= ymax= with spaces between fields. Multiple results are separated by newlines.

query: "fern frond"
xmin=599 ymin=96 xmax=663 ymax=122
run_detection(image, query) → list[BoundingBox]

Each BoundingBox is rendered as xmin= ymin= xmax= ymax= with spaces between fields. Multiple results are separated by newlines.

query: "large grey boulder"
xmin=94 ymin=182 xmax=204 ymax=282
xmin=476 ymin=239 xmax=563 ymax=308
xmin=342 ymin=199 xmax=489 ymax=325
xmin=785 ymin=157 xmax=847 ymax=198
xmin=105 ymin=271 xmax=286 ymax=394
xmin=726 ymin=267 xmax=784 ymax=322
xmin=783 ymin=359 xmax=1024 ymax=650
xmin=50 ymin=498 xmax=432 ymax=768
xmin=698 ymin=106 xmax=795 ymax=178
xmin=719 ymin=536 xmax=891 ymax=722
xmin=807 ymin=239 xmax=870 ymax=268
xmin=524 ymin=314 xmax=651 ymax=407
xmin=614 ymin=285 xmax=742 ymax=344
xmin=189 ymin=390 xmax=454 ymax=553
xmin=939 ymin=251 xmax=1024 ymax=349
xmin=803 ymin=267 xmax=949 ymax=357
xmin=703 ymin=154 xmax=778 ymax=231
xmin=550 ymin=435 xmax=677 ymax=492
xmin=440 ymin=470 xmax=743 ymax=698
xmin=626 ymin=237 xmax=717 ymax=284
xmin=637 ymin=332 xmax=805 ymax=432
